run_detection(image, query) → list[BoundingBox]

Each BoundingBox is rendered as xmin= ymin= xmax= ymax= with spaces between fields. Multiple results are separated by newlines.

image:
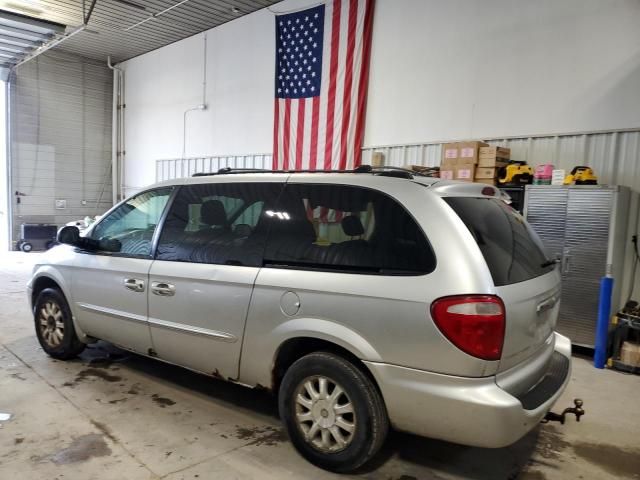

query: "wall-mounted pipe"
xmin=124 ymin=0 xmax=193 ymax=32
xmin=107 ymin=55 xmax=124 ymax=204
xmin=182 ymin=33 xmax=208 ymax=160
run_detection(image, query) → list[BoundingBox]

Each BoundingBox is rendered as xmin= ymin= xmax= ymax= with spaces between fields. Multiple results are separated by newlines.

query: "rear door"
xmin=147 ymin=180 xmax=283 ymax=379
xmin=444 ymin=197 xmax=560 ymax=372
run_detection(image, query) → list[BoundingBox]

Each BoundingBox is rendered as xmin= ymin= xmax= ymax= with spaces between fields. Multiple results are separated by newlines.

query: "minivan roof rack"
xmin=191 ymin=165 xmax=436 ymax=179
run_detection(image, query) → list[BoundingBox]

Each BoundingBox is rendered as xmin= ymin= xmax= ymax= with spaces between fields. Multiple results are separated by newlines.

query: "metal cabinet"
xmin=524 ymin=185 xmax=630 ymax=347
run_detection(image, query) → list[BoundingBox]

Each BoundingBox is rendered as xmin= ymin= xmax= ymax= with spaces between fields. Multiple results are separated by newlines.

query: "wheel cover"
xmin=294 ymin=375 xmax=356 ymax=453
xmin=38 ymin=301 xmax=65 ymax=347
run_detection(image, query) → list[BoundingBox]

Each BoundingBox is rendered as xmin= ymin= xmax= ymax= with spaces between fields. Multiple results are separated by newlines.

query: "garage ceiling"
xmin=0 ymin=0 xmax=280 ymax=64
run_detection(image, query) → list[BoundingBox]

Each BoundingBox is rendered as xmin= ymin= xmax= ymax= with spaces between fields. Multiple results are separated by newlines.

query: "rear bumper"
xmin=364 ymin=332 xmax=571 ymax=448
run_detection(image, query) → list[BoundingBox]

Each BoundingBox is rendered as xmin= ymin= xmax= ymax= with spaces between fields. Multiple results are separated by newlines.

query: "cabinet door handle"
xmin=124 ymin=278 xmax=145 ymax=292
xmin=151 ymin=282 xmax=175 ymax=297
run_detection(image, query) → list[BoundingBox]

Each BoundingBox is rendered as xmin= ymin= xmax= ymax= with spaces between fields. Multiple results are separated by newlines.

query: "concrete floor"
xmin=0 ymin=252 xmax=639 ymax=480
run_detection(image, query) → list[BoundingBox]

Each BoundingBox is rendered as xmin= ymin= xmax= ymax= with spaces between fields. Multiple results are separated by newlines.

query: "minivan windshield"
xmin=444 ymin=197 xmax=555 ymax=286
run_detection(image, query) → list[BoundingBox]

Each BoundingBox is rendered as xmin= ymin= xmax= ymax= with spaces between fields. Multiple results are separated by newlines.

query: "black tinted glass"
xmin=156 ymin=183 xmax=282 ymax=266
xmin=264 ymin=184 xmax=435 ymax=275
xmin=444 ymin=197 xmax=554 ymax=286
xmin=90 ymin=188 xmax=172 ymax=256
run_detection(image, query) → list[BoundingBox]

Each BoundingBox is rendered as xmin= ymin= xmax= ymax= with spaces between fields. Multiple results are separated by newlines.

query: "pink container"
xmin=534 ymin=164 xmax=554 ymax=179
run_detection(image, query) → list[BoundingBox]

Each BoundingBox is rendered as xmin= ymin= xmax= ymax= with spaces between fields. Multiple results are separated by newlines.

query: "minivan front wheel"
xmin=34 ymin=288 xmax=85 ymax=360
xmin=279 ymin=352 xmax=388 ymax=472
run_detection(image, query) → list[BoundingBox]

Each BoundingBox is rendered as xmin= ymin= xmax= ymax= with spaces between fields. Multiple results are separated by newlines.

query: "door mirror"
xmin=57 ymin=226 xmax=81 ymax=246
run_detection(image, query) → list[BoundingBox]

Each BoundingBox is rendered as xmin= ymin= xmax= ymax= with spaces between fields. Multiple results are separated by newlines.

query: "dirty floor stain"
xmin=62 ymin=368 xmax=123 ymax=387
xmin=151 ymin=394 xmax=176 ymax=407
xmin=573 ymin=442 xmax=640 ymax=479
xmin=50 ymin=434 xmax=111 ymax=464
xmin=533 ymin=426 xmax=571 ymax=461
xmin=234 ymin=426 xmax=287 ymax=447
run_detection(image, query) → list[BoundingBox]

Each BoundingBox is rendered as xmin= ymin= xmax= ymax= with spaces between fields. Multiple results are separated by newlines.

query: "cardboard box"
xmin=478 ymin=158 xmax=509 ymax=168
xmin=475 ymin=166 xmax=499 ymax=179
xmin=620 ymin=341 xmax=640 ymax=367
xmin=455 ymin=163 xmax=475 ymax=181
xmin=457 ymin=141 xmax=489 ymax=164
xmin=479 ymin=146 xmax=510 ymax=159
xmin=440 ymin=167 xmax=455 ymax=180
xmin=441 ymin=157 xmax=458 ymax=167
xmin=441 ymin=143 xmax=459 ymax=163
xmin=371 ymin=152 xmax=385 ymax=167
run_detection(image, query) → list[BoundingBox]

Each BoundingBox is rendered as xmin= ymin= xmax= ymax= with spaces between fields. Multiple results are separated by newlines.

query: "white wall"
xmin=122 ymin=0 xmax=640 ymax=191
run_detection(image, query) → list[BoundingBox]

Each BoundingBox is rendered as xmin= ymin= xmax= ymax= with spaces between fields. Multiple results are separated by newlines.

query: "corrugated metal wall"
xmin=156 ymin=154 xmax=272 ymax=182
xmin=156 ymin=129 xmax=640 ymax=191
xmin=361 ymin=129 xmax=640 ymax=191
xmin=9 ymin=51 xmax=113 ymax=247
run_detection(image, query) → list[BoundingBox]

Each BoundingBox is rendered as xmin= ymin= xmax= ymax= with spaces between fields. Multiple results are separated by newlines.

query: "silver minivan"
xmin=29 ymin=168 xmax=572 ymax=472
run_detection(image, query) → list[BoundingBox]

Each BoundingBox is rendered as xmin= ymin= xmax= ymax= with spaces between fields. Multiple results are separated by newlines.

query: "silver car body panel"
xmin=29 ymin=173 xmax=570 ymax=449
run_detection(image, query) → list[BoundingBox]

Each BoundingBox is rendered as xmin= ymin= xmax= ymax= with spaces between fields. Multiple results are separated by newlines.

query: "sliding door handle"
xmin=124 ymin=278 xmax=145 ymax=292
xmin=151 ymin=282 xmax=175 ymax=297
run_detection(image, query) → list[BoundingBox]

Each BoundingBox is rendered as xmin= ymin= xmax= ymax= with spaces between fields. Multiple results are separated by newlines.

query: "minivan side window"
xmin=155 ymin=183 xmax=282 ymax=267
xmin=89 ymin=188 xmax=173 ymax=256
xmin=264 ymin=184 xmax=436 ymax=274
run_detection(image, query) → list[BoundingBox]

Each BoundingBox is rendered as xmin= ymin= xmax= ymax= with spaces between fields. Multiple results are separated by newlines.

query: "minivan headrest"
xmin=341 ymin=215 xmax=365 ymax=237
xmin=201 ymin=200 xmax=227 ymax=226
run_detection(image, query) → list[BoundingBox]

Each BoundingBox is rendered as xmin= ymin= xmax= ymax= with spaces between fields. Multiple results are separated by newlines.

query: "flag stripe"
xmin=323 ymin=0 xmax=341 ymax=170
xmin=283 ymin=99 xmax=291 ymax=169
xmin=295 ymin=99 xmax=305 ymax=169
xmin=352 ymin=0 xmax=374 ymax=167
xmin=331 ymin=0 xmax=349 ymax=169
xmin=309 ymin=95 xmax=320 ymax=170
xmin=289 ymin=99 xmax=298 ymax=170
xmin=315 ymin=1 xmax=333 ymax=171
xmin=346 ymin=0 xmax=366 ymax=169
xmin=338 ymin=0 xmax=358 ymax=170
xmin=272 ymin=99 xmax=280 ymax=170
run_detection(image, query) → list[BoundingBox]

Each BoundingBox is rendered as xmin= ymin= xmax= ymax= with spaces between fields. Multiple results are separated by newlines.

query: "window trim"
xmin=262 ymin=182 xmax=437 ymax=277
xmin=77 ymin=186 xmax=178 ymax=259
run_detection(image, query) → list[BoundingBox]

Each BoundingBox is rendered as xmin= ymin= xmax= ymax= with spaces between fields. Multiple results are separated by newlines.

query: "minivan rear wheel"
xmin=34 ymin=288 xmax=85 ymax=360
xmin=279 ymin=352 xmax=388 ymax=472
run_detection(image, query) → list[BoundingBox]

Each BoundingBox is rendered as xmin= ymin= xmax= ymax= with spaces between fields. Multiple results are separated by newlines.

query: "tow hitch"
xmin=542 ymin=398 xmax=585 ymax=425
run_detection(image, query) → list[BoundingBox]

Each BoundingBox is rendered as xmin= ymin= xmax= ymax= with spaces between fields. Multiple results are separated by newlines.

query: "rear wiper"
xmin=541 ymin=259 xmax=558 ymax=268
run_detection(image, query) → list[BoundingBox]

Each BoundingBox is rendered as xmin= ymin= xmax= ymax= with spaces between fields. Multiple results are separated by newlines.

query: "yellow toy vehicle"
xmin=498 ymin=161 xmax=534 ymax=186
xmin=563 ymin=166 xmax=598 ymax=185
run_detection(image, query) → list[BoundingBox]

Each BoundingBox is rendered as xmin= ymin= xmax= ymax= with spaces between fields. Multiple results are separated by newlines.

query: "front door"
xmin=71 ymin=187 xmax=174 ymax=354
xmin=148 ymin=180 xmax=283 ymax=379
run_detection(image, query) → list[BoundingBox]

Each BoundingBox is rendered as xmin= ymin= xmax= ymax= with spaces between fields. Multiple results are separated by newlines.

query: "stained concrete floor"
xmin=0 ymin=252 xmax=639 ymax=480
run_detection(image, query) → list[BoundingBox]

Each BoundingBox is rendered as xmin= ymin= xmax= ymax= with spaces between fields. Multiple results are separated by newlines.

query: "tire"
xmin=21 ymin=242 xmax=33 ymax=252
xmin=34 ymin=288 xmax=85 ymax=360
xmin=278 ymin=352 xmax=389 ymax=473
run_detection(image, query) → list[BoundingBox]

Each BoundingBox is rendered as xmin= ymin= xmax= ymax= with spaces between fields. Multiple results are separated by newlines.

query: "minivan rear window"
xmin=444 ymin=197 xmax=554 ymax=286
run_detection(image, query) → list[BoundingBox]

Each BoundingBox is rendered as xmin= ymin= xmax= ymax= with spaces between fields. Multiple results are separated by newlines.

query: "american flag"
xmin=272 ymin=0 xmax=375 ymax=170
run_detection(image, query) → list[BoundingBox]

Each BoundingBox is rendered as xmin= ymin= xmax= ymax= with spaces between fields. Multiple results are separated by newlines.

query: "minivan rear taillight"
xmin=430 ymin=295 xmax=505 ymax=361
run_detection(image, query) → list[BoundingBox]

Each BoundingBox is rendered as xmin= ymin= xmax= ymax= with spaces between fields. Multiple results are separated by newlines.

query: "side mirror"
xmin=57 ymin=226 xmax=80 ymax=246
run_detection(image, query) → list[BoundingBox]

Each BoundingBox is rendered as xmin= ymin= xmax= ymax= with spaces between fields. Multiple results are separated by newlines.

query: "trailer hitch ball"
xmin=542 ymin=398 xmax=585 ymax=425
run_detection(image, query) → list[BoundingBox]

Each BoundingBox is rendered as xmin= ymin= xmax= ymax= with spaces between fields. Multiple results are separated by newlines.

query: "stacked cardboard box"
xmin=475 ymin=146 xmax=510 ymax=185
xmin=439 ymin=141 xmax=489 ymax=181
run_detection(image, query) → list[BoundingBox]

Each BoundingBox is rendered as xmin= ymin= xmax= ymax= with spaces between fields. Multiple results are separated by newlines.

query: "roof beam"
xmin=0 ymin=42 xmax=28 ymax=53
xmin=0 ymin=9 xmax=66 ymax=35
xmin=0 ymin=24 xmax=53 ymax=41
xmin=0 ymin=33 xmax=39 ymax=47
